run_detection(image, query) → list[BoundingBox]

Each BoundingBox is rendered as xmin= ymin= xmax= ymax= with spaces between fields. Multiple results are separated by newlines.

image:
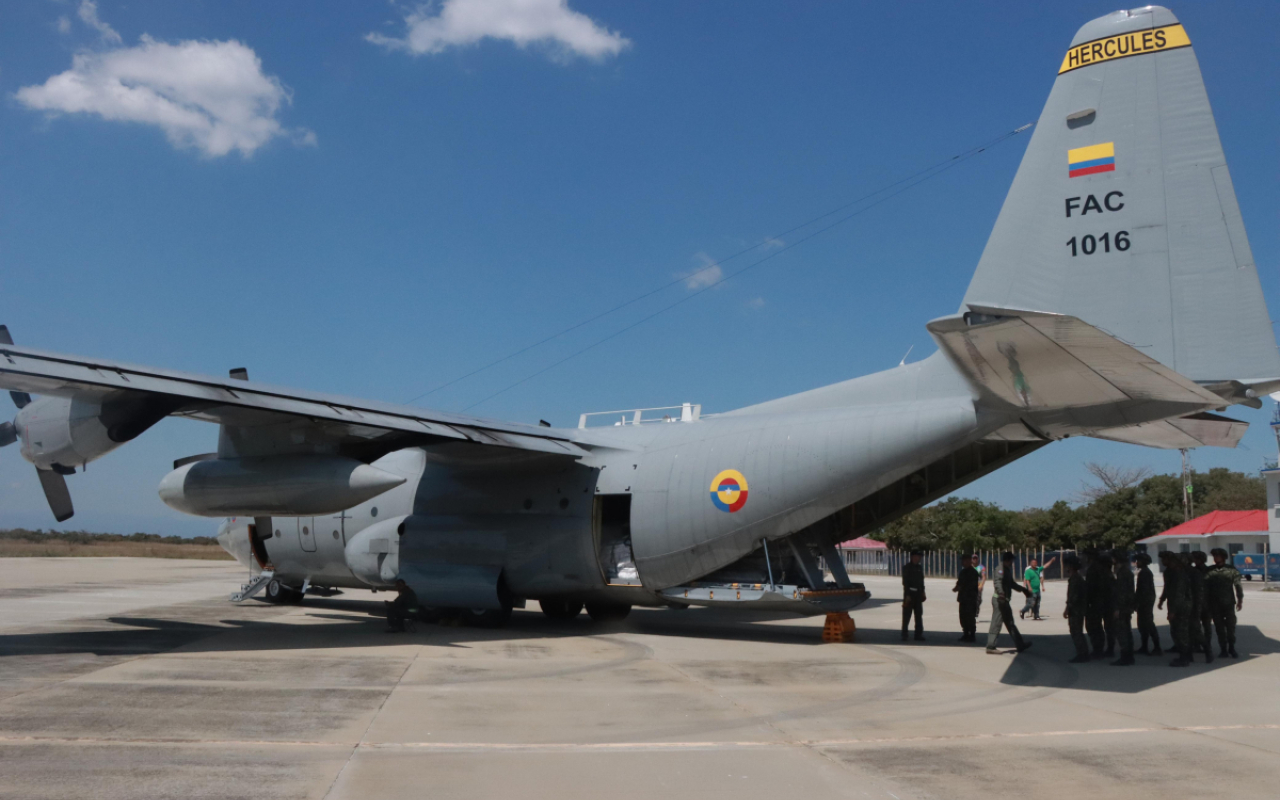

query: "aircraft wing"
xmin=0 ymin=342 xmax=587 ymax=460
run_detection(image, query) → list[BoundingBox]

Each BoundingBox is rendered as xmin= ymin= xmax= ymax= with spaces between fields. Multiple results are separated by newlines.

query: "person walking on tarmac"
xmin=985 ymin=552 xmax=1033 ymax=654
xmin=1158 ymin=551 xmax=1193 ymax=667
xmin=1063 ymin=555 xmax=1090 ymax=663
xmin=953 ymin=553 xmax=980 ymax=642
xmin=1020 ymin=555 xmax=1056 ymax=621
xmin=1190 ymin=551 xmax=1215 ymax=661
xmin=1135 ymin=552 xmax=1162 ymax=656
xmin=1110 ymin=549 xmax=1136 ymax=666
xmin=902 ymin=551 xmax=926 ymax=641
xmin=1205 ymin=548 xmax=1244 ymax=658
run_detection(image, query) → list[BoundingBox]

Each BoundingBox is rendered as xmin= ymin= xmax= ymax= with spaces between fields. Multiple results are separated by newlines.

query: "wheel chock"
xmin=822 ymin=612 xmax=856 ymax=643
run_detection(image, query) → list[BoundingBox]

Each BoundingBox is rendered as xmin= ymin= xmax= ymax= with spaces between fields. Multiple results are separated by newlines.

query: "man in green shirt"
xmin=1020 ymin=556 xmax=1056 ymax=621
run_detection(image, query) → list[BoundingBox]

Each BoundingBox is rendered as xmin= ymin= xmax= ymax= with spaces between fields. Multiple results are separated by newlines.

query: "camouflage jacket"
xmin=1204 ymin=563 xmax=1243 ymax=607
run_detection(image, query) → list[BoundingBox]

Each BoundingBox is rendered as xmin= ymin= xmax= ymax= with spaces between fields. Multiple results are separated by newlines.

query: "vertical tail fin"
xmin=963 ymin=6 xmax=1279 ymax=382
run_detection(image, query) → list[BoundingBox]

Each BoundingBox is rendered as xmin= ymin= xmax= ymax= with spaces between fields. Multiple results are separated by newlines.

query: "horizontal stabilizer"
xmin=928 ymin=308 xmax=1222 ymax=411
xmin=1091 ymin=411 xmax=1247 ymax=449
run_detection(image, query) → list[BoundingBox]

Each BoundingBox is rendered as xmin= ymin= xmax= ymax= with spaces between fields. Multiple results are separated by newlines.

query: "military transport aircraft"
xmin=2 ymin=6 xmax=1277 ymax=626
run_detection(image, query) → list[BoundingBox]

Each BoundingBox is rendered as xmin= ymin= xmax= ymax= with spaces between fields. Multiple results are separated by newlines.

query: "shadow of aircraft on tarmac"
xmin=0 ymin=595 xmax=1272 ymax=697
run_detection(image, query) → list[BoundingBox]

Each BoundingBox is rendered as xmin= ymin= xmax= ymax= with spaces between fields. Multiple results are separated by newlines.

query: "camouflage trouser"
xmin=1168 ymin=605 xmax=1192 ymax=656
xmin=1113 ymin=610 xmax=1133 ymax=659
xmin=1200 ymin=608 xmax=1215 ymax=649
xmin=1136 ymin=604 xmax=1158 ymax=649
xmin=1209 ymin=602 xmax=1237 ymax=648
xmin=1068 ymin=614 xmax=1090 ymax=660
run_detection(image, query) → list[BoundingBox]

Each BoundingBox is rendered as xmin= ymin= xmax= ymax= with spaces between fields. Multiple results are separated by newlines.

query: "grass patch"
xmin=0 ymin=529 xmax=234 ymax=560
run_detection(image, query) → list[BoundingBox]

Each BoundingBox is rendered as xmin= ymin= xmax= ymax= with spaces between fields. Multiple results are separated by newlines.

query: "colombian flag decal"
xmin=710 ymin=469 xmax=749 ymax=513
xmin=1068 ymin=142 xmax=1115 ymax=178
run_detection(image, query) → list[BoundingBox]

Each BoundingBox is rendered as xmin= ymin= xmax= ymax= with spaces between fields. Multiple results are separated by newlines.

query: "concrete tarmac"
xmin=1 ymin=558 xmax=1277 ymax=800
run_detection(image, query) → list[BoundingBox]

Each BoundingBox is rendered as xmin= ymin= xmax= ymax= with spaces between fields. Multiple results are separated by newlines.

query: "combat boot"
xmin=1136 ymin=643 xmax=1150 ymax=655
xmin=1151 ymin=644 xmax=1163 ymax=656
xmin=1111 ymin=656 xmax=1134 ymax=666
xmin=1219 ymin=646 xmax=1228 ymax=658
xmin=1203 ymin=646 xmax=1214 ymax=664
xmin=1169 ymin=656 xmax=1190 ymax=667
xmin=1229 ymin=645 xmax=1239 ymax=658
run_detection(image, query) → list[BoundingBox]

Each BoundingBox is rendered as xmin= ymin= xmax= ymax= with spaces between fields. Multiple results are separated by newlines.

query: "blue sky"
xmin=2 ymin=1 xmax=1278 ymax=536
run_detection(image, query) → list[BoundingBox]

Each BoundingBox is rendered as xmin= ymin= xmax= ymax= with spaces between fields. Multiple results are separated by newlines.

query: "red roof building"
xmin=837 ymin=536 xmax=887 ymax=550
xmin=1136 ymin=509 xmax=1271 ymax=556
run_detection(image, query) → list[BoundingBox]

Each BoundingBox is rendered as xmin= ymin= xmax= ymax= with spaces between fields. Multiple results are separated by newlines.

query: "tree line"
xmin=879 ymin=465 xmax=1265 ymax=553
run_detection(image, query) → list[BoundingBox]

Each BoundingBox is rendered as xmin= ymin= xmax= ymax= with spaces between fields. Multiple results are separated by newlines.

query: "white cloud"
xmin=682 ymin=253 xmax=724 ymax=290
xmin=746 ymin=297 xmax=765 ymax=309
xmin=77 ymin=1 xmax=121 ymax=44
xmin=762 ymin=237 xmax=784 ymax=250
xmin=57 ymin=16 xmax=72 ymax=35
xmin=367 ymin=0 xmax=629 ymax=61
xmin=16 ymin=35 xmax=313 ymax=158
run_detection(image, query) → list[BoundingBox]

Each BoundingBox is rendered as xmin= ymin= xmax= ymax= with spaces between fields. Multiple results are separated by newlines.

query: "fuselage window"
xmin=371 ymin=507 xmax=378 ymax=518
xmin=302 ymin=526 xmax=309 ymax=535
xmin=332 ymin=530 xmax=340 ymax=539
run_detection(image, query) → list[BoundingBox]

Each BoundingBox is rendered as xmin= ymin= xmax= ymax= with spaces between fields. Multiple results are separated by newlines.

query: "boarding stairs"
xmin=231 ymin=570 xmax=274 ymax=603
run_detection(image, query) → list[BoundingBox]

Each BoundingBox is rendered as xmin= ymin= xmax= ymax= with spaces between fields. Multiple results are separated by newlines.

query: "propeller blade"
xmin=36 ymin=468 xmax=74 ymax=522
xmin=0 ymin=421 xmax=14 ymax=448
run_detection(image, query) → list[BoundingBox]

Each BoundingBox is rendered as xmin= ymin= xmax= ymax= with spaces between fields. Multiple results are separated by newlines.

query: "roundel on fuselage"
xmin=709 ymin=469 xmax=749 ymax=513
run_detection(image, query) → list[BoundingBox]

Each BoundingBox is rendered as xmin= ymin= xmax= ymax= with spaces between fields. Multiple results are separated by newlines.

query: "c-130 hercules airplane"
xmin=1 ymin=6 xmax=1276 ymax=625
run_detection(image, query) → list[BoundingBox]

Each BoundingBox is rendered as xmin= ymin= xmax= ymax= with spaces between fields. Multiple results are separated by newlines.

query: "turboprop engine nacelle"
xmin=14 ymin=394 xmax=174 ymax=471
xmin=159 ymin=455 xmax=406 ymax=517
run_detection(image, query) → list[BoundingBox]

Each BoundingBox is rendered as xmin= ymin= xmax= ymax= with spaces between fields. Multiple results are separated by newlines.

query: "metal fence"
xmin=834 ymin=548 xmax=1076 ymax=582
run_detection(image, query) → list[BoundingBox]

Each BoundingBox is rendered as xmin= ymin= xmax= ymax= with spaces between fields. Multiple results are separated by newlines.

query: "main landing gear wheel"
xmin=265 ymin=579 xmax=303 ymax=604
xmin=585 ymin=602 xmax=631 ymax=622
xmin=465 ymin=605 xmax=513 ymax=629
xmin=539 ymin=599 xmax=584 ymax=620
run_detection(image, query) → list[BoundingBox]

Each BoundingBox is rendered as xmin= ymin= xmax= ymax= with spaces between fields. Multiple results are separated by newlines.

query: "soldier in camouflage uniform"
xmin=1084 ymin=549 xmax=1114 ymax=658
xmin=1134 ymin=552 xmax=1161 ymax=656
xmin=1158 ymin=550 xmax=1192 ymax=667
xmin=1183 ymin=552 xmax=1213 ymax=663
xmin=1062 ymin=555 xmax=1090 ymax=663
xmin=1191 ymin=551 xmax=1215 ymax=656
xmin=1205 ymin=547 xmax=1244 ymax=658
xmin=1110 ymin=549 xmax=1135 ymax=666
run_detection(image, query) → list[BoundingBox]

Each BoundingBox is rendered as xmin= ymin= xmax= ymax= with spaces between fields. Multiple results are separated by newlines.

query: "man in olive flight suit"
xmin=1110 ymin=549 xmax=1136 ymax=666
xmin=1205 ymin=547 xmax=1244 ymax=658
xmin=953 ymin=553 xmax=980 ymax=642
xmin=1062 ymin=555 xmax=1090 ymax=663
xmin=901 ymin=550 xmax=926 ymax=641
xmin=1158 ymin=551 xmax=1193 ymax=667
xmin=1134 ymin=552 xmax=1161 ymax=656
xmin=986 ymin=552 xmax=1033 ymax=654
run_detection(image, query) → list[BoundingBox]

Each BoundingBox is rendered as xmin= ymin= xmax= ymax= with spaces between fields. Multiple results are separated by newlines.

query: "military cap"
xmin=1063 ymin=554 xmax=1082 ymax=569
xmin=1134 ymin=552 xmax=1152 ymax=565
xmin=1210 ymin=547 xmax=1228 ymax=558
xmin=1191 ymin=550 xmax=1207 ymax=563
xmin=1001 ymin=551 xmax=1015 ymax=561
xmin=909 ymin=550 xmax=924 ymax=557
